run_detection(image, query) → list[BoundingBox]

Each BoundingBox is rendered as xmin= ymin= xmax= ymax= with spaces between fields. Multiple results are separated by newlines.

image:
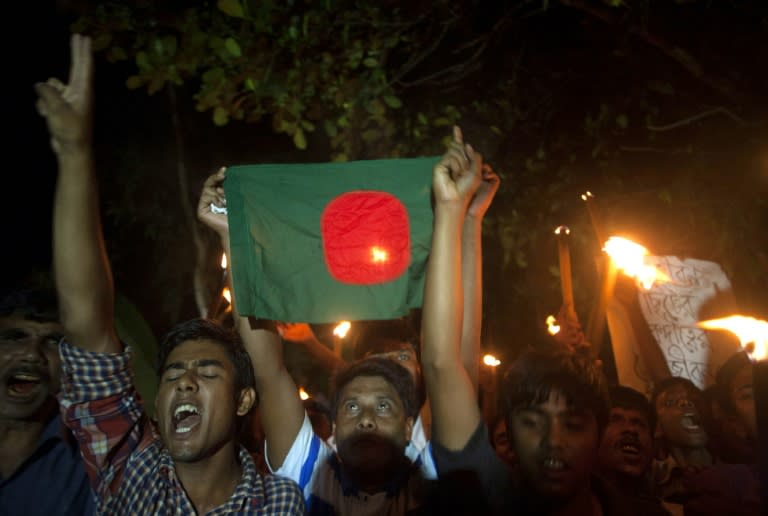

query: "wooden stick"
xmin=555 ymin=225 xmax=576 ymax=320
xmin=587 ymin=256 xmax=617 ymax=353
xmin=581 ymin=191 xmax=607 ymax=250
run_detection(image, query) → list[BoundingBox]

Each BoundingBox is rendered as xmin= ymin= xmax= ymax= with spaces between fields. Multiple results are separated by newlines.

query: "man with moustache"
xmin=0 ymin=288 xmax=93 ymax=515
xmin=35 ymin=33 xmax=303 ymax=515
xmin=598 ymin=386 xmax=668 ymax=512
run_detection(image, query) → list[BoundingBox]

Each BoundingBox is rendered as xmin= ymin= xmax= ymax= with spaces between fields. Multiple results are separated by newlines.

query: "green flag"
xmin=224 ymin=157 xmax=437 ymax=323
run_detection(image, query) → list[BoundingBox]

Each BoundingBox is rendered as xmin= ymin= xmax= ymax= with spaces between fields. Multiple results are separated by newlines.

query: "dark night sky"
xmin=4 ymin=4 xmax=71 ymax=287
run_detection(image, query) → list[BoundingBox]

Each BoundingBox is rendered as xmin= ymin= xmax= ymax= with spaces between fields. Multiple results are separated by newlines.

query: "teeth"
xmin=176 ymin=425 xmax=193 ymax=433
xmin=12 ymin=373 xmax=41 ymax=381
xmin=173 ymin=403 xmax=199 ymax=420
xmin=543 ymin=458 xmax=564 ymax=470
xmin=681 ymin=415 xmax=700 ymax=429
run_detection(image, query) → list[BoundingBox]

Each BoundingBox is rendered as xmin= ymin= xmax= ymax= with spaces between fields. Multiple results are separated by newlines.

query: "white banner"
xmin=608 ymin=256 xmax=740 ymax=394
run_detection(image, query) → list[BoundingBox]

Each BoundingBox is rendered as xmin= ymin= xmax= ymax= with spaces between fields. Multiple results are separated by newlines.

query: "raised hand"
xmin=552 ymin=304 xmax=587 ymax=353
xmin=275 ymin=322 xmax=317 ymax=344
xmin=432 ymin=126 xmax=482 ymax=206
xmin=35 ymin=34 xmax=93 ymax=155
xmin=467 ymin=163 xmax=500 ymax=219
xmin=197 ymin=167 xmax=229 ymax=238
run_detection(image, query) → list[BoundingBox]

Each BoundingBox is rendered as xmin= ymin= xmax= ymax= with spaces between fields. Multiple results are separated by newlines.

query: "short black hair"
xmin=330 ymin=357 xmax=418 ymax=420
xmin=0 ymin=288 xmax=60 ymax=323
xmin=157 ymin=318 xmax=256 ymax=407
xmin=501 ymin=350 xmax=610 ymax=434
xmin=715 ymin=351 xmax=752 ymax=414
xmin=609 ymin=385 xmax=655 ymax=432
xmin=650 ymin=376 xmax=702 ymax=413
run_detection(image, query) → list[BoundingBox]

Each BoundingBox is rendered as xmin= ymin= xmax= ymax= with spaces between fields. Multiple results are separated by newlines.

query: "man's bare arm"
xmin=37 ymin=34 xmax=119 ymax=353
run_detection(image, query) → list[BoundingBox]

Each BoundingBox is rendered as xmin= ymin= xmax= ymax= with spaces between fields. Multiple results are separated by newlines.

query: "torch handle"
xmin=557 ymin=231 xmax=576 ymax=320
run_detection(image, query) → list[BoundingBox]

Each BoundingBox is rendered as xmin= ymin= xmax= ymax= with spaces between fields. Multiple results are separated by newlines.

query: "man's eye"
xmin=377 ymin=401 xmax=391 ymax=411
xmin=0 ymin=329 xmax=29 ymax=341
xmin=398 ymin=353 xmax=410 ymax=361
xmin=344 ymin=402 xmax=358 ymax=412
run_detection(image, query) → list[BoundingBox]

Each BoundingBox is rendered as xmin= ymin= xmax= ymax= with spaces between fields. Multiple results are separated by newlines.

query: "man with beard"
xmin=226 ymin=319 xmax=431 ymax=513
xmin=598 ymin=386 xmax=669 ymax=512
xmin=35 ymin=34 xmax=304 ymax=514
xmin=0 ymin=288 xmax=94 ymax=515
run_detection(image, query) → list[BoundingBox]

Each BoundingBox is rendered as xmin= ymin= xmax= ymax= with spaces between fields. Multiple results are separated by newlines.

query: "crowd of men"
xmin=0 ymin=33 xmax=763 ymax=516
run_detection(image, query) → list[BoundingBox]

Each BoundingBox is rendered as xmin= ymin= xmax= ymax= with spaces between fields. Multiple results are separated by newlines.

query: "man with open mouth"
xmin=36 ymin=33 xmax=304 ymax=515
xmin=0 ymin=288 xmax=94 ymax=515
xmin=598 ymin=385 xmax=666 ymax=511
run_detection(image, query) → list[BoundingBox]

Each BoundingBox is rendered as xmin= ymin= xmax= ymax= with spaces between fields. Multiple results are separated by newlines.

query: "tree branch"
xmin=646 ymin=106 xmax=748 ymax=131
xmin=558 ymin=0 xmax=744 ymax=102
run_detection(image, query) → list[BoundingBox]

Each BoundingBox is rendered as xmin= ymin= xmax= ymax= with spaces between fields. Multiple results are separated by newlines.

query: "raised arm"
xmin=276 ymin=322 xmax=347 ymax=373
xmin=461 ymin=164 xmax=499 ymax=389
xmin=197 ymin=169 xmax=305 ymax=469
xmin=36 ymin=34 xmax=119 ymax=353
xmin=422 ymin=127 xmax=483 ymax=451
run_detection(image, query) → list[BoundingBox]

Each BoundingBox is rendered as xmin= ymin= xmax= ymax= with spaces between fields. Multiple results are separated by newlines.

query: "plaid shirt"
xmin=58 ymin=341 xmax=304 ymax=515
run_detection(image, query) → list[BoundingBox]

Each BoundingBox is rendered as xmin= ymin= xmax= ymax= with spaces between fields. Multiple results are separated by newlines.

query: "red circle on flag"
xmin=321 ymin=191 xmax=411 ymax=285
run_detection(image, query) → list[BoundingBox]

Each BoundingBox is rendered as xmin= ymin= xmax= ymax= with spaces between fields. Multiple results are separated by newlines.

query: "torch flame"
xmin=220 ymin=253 xmax=228 ymax=269
xmin=371 ymin=246 xmax=389 ymax=264
xmin=581 ymin=191 xmax=594 ymax=201
xmin=603 ymin=236 xmax=668 ymax=289
xmin=222 ymin=287 xmax=231 ymax=304
xmin=333 ymin=321 xmax=351 ymax=339
xmin=546 ymin=315 xmax=561 ymax=335
xmin=554 ymin=226 xmax=570 ymax=236
xmin=298 ymin=387 xmax=310 ymax=400
xmin=483 ymin=354 xmax=501 ymax=367
xmin=698 ymin=315 xmax=768 ymax=361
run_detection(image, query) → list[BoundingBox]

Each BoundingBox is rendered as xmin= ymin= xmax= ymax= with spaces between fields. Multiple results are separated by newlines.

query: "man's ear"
xmin=237 ymin=387 xmax=257 ymax=416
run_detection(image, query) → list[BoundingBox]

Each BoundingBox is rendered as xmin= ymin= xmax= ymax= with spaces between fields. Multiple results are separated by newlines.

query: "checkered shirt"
xmin=58 ymin=341 xmax=304 ymax=515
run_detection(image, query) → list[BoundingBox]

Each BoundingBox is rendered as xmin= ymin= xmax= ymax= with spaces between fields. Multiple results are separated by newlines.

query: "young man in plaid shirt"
xmin=34 ymin=34 xmax=304 ymax=515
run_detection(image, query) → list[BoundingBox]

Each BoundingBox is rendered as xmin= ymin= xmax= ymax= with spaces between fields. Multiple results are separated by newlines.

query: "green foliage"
xmin=72 ymin=1 xmax=479 ymax=159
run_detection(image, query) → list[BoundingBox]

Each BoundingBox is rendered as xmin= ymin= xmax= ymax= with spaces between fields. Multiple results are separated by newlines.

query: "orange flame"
xmin=603 ymin=236 xmax=668 ymax=289
xmin=333 ymin=321 xmax=351 ymax=339
xmin=546 ymin=315 xmax=561 ymax=335
xmin=298 ymin=387 xmax=310 ymax=400
xmin=371 ymin=246 xmax=389 ymax=263
xmin=580 ymin=191 xmax=594 ymax=201
xmin=220 ymin=253 xmax=228 ymax=269
xmin=698 ymin=315 xmax=768 ymax=361
xmin=483 ymin=354 xmax=501 ymax=367
xmin=222 ymin=287 xmax=231 ymax=304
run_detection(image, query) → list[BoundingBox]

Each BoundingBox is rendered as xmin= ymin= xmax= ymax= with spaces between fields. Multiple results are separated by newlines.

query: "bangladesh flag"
xmin=224 ymin=157 xmax=437 ymax=323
